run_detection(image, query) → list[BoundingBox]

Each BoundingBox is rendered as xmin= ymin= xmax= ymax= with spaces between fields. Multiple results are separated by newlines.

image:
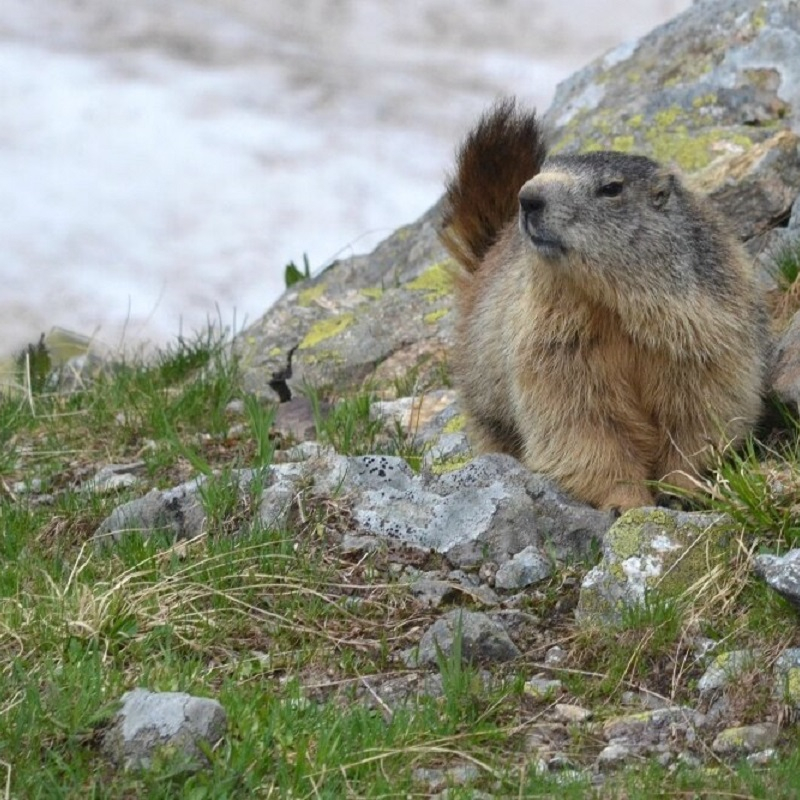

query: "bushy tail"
xmin=439 ymin=98 xmax=546 ymax=273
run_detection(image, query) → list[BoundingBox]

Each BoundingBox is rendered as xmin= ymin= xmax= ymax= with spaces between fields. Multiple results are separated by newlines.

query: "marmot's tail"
xmin=439 ymin=98 xmax=546 ymax=273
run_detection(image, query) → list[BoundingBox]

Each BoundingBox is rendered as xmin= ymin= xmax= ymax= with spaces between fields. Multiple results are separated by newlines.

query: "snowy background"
xmin=0 ymin=0 xmax=690 ymax=359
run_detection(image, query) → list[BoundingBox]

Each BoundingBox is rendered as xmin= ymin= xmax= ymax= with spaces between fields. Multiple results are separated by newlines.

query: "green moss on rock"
xmin=298 ymin=313 xmax=355 ymax=350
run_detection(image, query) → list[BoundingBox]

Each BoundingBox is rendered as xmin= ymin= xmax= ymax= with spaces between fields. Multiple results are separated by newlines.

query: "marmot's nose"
xmin=519 ymin=187 xmax=545 ymax=216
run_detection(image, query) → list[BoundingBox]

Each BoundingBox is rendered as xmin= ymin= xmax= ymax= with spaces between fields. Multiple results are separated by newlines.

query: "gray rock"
xmin=602 ymin=708 xmax=694 ymax=746
xmin=772 ymin=647 xmax=800 ymax=705
xmin=596 ymin=743 xmax=634 ymax=769
xmin=81 ymin=462 xmax=144 ymax=495
xmin=754 ymin=549 xmax=800 ymax=610
xmin=697 ymin=650 xmax=756 ymax=693
xmin=94 ymin=482 xmax=206 ymax=545
xmin=102 ymin=689 xmax=227 ymax=769
xmin=258 ymin=451 xmax=611 ymax=568
xmin=407 ymin=578 xmax=458 ymax=609
xmin=404 ymin=609 xmax=521 ymax=668
xmin=494 ymin=545 xmax=553 ymax=590
xmin=711 ymin=722 xmax=780 ymax=756
xmin=95 ymin=469 xmax=261 ymax=544
xmin=547 ymin=0 xmax=800 ymax=241
xmin=544 ymin=646 xmax=568 ymax=667
xmin=747 ymin=748 xmax=778 ymax=766
xmin=234 ymin=203 xmax=451 ymax=400
xmin=553 ymin=703 xmax=592 ymax=724
xmin=576 ymin=508 xmax=732 ymax=625
xmin=412 ymin=764 xmax=480 ymax=793
xmin=524 ymin=677 xmax=563 ymax=699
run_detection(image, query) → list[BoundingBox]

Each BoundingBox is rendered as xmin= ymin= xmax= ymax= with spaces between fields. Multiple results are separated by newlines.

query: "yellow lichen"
xmin=298 ymin=313 xmax=355 ymax=350
xmin=442 ymin=414 xmax=466 ymax=434
xmin=407 ymin=262 xmax=453 ymax=301
xmin=360 ymin=287 xmax=384 ymax=300
xmin=298 ymin=283 xmax=326 ymax=307
xmin=423 ymin=309 xmax=448 ymax=325
xmin=611 ymin=135 xmax=635 ymax=152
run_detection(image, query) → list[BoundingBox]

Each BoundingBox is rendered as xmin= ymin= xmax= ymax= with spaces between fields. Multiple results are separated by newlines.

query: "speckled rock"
xmin=576 ymin=508 xmax=733 ymax=625
xmin=102 ymin=689 xmax=227 ymax=770
xmin=259 ymin=451 xmax=611 ymax=567
xmin=94 ymin=469 xmax=258 ymax=545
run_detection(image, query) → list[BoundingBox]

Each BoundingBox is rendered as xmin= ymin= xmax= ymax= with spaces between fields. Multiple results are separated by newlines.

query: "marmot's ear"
xmin=650 ymin=170 xmax=675 ymax=210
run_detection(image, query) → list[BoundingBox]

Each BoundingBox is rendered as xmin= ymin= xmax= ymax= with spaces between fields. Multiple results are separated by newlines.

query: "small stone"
xmin=596 ymin=743 xmax=633 ymax=769
xmin=544 ymin=646 xmax=568 ymax=667
xmin=494 ymin=546 xmax=553 ymax=590
xmin=676 ymin=752 xmax=701 ymax=769
xmin=754 ymin=550 xmax=800 ymax=610
xmin=772 ymin=648 xmax=800 ymax=705
xmin=408 ymin=579 xmax=457 ymax=608
xmin=697 ymin=650 xmax=755 ymax=692
xmin=711 ymin=722 xmax=780 ymax=756
xmin=404 ymin=609 xmax=521 ymax=668
xmin=553 ymin=703 xmax=592 ymax=724
xmin=225 ymin=399 xmax=245 ymax=415
xmin=747 ymin=748 xmax=777 ymax=766
xmin=340 ymin=534 xmax=382 ymax=556
xmin=524 ymin=677 xmax=563 ymax=699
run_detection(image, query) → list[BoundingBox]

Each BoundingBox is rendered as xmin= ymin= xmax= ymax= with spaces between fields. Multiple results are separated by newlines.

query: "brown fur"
xmin=440 ymin=98 xmax=769 ymax=511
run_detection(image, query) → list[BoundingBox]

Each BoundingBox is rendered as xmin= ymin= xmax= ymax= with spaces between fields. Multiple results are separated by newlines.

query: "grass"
xmin=3 ymin=326 xmax=800 ymax=797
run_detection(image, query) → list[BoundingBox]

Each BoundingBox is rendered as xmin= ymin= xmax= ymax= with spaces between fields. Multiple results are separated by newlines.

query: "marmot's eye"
xmin=598 ymin=180 xmax=624 ymax=198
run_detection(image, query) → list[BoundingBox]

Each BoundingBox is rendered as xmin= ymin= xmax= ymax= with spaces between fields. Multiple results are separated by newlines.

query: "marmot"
xmin=440 ymin=99 xmax=769 ymax=511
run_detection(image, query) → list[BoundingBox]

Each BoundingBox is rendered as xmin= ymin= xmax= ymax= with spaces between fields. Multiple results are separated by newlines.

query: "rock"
xmin=697 ymin=650 xmax=756 ymax=693
xmin=772 ymin=648 xmax=800 ymax=705
xmin=544 ymin=646 xmax=569 ymax=667
xmin=546 ymin=0 xmax=800 ymax=241
xmin=524 ymin=677 xmax=563 ymax=699
xmin=747 ymin=748 xmax=778 ymax=766
xmin=711 ymin=722 xmax=780 ymax=756
xmin=576 ymin=508 xmax=733 ymax=625
xmin=412 ymin=764 xmax=480 ymax=793
xmin=102 ymin=689 xmax=227 ymax=769
xmin=234 ymin=204 xmax=451 ymax=400
xmin=601 ymin=708 xmax=694 ymax=746
xmin=272 ymin=396 xmax=319 ymax=443
xmin=94 ymin=469 xmax=259 ymax=544
xmin=340 ymin=534 xmax=383 ymax=556
xmin=596 ymin=742 xmax=634 ymax=770
xmin=407 ymin=578 xmax=458 ymax=609
xmin=258 ymin=451 xmax=611 ymax=568
xmin=403 ymin=609 xmax=521 ymax=668
xmin=753 ymin=549 xmax=800 ymax=610
xmin=358 ymin=673 xmax=447 ymax=711
xmin=94 ymin=482 xmax=206 ymax=545
xmin=81 ymin=462 xmax=144 ymax=495
xmin=494 ymin=545 xmax=553 ymax=590
xmin=553 ymin=703 xmax=592 ymax=724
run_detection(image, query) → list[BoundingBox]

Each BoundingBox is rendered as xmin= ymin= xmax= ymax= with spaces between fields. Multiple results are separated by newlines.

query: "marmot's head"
xmin=518 ymin=152 xmax=706 ymax=297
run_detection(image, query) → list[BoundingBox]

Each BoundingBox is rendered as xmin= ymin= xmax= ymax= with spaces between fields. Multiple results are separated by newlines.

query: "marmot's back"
xmin=439 ymin=99 xmax=769 ymax=511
